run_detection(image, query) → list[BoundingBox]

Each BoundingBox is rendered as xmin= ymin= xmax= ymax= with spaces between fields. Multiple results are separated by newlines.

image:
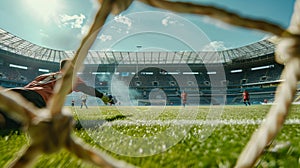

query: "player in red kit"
xmin=181 ymin=91 xmax=187 ymax=107
xmin=243 ymin=90 xmax=251 ymax=106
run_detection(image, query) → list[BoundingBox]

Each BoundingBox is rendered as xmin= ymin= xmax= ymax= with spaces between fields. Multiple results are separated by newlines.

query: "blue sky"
xmin=0 ymin=0 xmax=296 ymax=51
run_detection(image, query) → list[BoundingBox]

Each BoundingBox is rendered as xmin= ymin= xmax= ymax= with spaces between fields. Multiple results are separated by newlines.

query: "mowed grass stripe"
xmin=102 ymin=119 xmax=300 ymax=126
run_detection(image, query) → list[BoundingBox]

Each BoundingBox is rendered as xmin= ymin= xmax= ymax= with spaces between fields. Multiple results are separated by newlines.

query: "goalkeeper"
xmin=0 ymin=59 xmax=114 ymax=130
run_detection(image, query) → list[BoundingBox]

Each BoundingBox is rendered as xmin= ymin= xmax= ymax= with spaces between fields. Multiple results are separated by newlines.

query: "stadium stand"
xmin=0 ymin=28 xmax=286 ymax=106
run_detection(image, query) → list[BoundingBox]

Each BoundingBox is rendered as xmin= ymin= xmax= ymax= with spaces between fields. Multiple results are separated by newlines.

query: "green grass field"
xmin=1 ymin=105 xmax=299 ymax=168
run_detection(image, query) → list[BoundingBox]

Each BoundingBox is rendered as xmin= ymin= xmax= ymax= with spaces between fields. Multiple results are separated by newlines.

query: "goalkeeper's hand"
xmin=101 ymin=94 xmax=115 ymax=105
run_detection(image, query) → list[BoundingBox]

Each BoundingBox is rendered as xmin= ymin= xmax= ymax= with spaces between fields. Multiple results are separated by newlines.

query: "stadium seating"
xmin=0 ymin=47 xmax=285 ymax=105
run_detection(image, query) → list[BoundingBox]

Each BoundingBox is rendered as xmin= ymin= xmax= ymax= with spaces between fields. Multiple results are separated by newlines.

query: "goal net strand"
xmin=0 ymin=0 xmax=299 ymax=167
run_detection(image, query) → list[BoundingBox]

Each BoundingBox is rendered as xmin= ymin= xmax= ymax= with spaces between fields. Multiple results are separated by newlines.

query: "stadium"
xmin=0 ymin=1 xmax=300 ymax=168
xmin=0 ymin=28 xmax=285 ymax=106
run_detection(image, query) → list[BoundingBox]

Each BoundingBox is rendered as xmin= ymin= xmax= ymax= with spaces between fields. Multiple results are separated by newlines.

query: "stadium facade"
xmin=0 ymin=28 xmax=287 ymax=106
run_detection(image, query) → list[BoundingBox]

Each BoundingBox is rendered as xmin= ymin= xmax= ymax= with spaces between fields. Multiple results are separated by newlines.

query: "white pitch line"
xmin=104 ymin=119 xmax=300 ymax=126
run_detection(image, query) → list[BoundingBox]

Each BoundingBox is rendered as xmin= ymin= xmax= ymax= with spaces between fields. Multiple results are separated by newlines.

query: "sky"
xmin=0 ymin=0 xmax=296 ymax=52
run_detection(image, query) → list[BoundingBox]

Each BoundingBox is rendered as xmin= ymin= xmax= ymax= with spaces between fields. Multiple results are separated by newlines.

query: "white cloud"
xmin=162 ymin=16 xmax=182 ymax=26
xmin=162 ymin=16 xmax=170 ymax=26
xmin=98 ymin=34 xmax=112 ymax=42
xmin=60 ymin=14 xmax=86 ymax=29
xmin=202 ymin=16 xmax=232 ymax=30
xmin=114 ymin=15 xmax=132 ymax=27
xmin=203 ymin=41 xmax=227 ymax=51
xmin=110 ymin=26 xmax=123 ymax=33
xmin=80 ymin=24 xmax=90 ymax=35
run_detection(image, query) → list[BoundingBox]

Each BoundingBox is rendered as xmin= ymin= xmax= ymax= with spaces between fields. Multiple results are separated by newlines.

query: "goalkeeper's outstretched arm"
xmin=75 ymin=83 xmax=103 ymax=98
xmin=75 ymin=83 xmax=114 ymax=105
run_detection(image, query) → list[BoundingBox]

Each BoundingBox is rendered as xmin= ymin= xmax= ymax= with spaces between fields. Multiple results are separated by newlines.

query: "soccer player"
xmin=80 ymin=94 xmax=88 ymax=109
xmin=181 ymin=90 xmax=187 ymax=107
xmin=71 ymin=99 xmax=75 ymax=107
xmin=0 ymin=59 xmax=114 ymax=130
xmin=242 ymin=90 xmax=251 ymax=106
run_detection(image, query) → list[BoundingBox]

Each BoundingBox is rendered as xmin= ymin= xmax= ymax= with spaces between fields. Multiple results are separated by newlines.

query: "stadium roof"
xmin=0 ymin=28 xmax=275 ymax=64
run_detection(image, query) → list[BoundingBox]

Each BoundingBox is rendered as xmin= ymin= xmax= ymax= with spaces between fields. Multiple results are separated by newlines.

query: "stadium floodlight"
xmin=140 ymin=72 xmax=153 ymax=75
xmin=183 ymin=72 xmax=199 ymax=74
xmin=230 ymin=69 xmax=243 ymax=73
xmin=92 ymin=72 xmax=111 ymax=75
xmin=207 ymin=71 xmax=216 ymax=75
xmin=38 ymin=68 xmax=49 ymax=72
xmin=167 ymin=72 xmax=180 ymax=74
xmin=9 ymin=64 xmax=28 ymax=70
xmin=251 ymin=65 xmax=274 ymax=71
